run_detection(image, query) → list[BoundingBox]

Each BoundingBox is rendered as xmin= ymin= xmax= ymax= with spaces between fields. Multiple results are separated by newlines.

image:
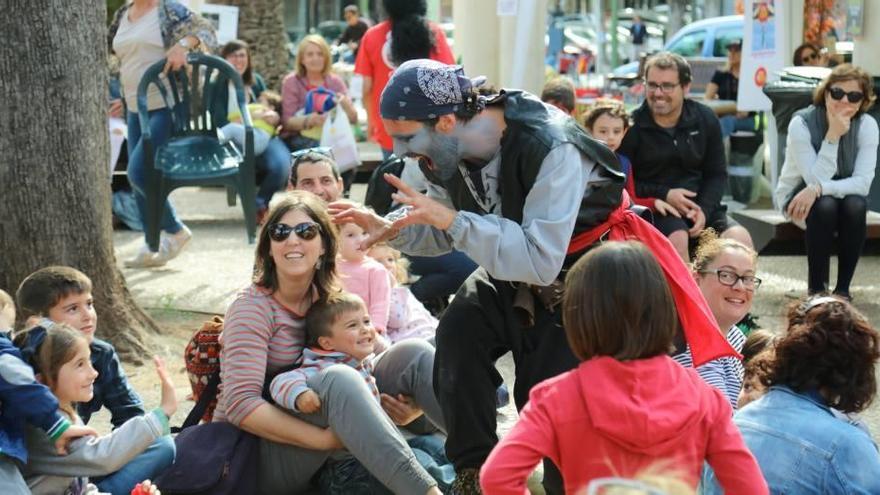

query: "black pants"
xmin=805 ymin=195 xmax=867 ymax=295
xmin=433 ymin=268 xmax=578 ymax=493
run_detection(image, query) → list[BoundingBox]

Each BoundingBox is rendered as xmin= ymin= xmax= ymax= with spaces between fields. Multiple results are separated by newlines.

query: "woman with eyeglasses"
xmin=775 ymin=64 xmax=878 ymax=300
xmin=209 ymin=39 xmax=292 ymax=223
xmin=671 ymin=230 xmax=759 ymax=409
xmin=702 ymin=296 xmax=880 ymax=494
xmin=214 ymin=191 xmax=443 ymax=494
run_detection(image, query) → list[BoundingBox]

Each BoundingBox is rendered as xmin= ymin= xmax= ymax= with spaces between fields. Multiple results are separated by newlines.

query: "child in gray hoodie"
xmin=15 ymin=323 xmax=176 ymax=495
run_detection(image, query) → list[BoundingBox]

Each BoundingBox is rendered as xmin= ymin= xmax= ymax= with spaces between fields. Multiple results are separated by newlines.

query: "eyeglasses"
xmin=267 ymin=222 xmax=322 ymax=242
xmin=827 ymin=86 xmax=865 ymax=104
xmin=699 ymin=269 xmax=762 ymax=290
xmin=801 ymin=52 xmax=818 ymax=63
xmin=290 ymin=146 xmax=334 ymax=166
xmin=644 ymin=81 xmax=680 ymax=93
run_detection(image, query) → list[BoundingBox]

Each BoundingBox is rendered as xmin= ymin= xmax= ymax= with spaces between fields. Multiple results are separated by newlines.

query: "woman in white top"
xmin=108 ymin=0 xmax=216 ymax=268
xmin=775 ymin=64 xmax=878 ymax=299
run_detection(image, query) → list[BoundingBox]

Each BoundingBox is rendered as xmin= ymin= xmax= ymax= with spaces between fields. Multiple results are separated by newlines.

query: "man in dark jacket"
xmin=337 ymin=4 xmax=369 ymax=59
xmin=619 ymin=52 xmax=753 ymax=259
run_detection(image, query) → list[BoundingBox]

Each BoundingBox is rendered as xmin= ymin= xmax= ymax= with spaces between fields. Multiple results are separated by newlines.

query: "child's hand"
xmin=653 ymin=199 xmax=681 ymax=218
xmin=263 ymin=111 xmax=281 ymax=127
xmin=55 ymin=424 xmax=98 ymax=455
xmin=131 ymin=479 xmax=161 ymax=495
xmin=154 ymin=356 xmax=178 ymax=419
xmin=295 ymin=389 xmax=321 ymax=414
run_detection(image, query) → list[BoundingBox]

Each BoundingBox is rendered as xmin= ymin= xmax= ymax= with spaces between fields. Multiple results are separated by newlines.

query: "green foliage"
xmin=107 ymin=0 xmax=126 ymax=25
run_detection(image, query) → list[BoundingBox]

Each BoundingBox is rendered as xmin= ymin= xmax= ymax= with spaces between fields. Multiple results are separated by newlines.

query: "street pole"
xmin=609 ymin=0 xmax=619 ymax=68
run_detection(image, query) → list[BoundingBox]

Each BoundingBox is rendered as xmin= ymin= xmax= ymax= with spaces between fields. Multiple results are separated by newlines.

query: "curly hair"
xmin=762 ymin=296 xmax=880 ymax=413
xmin=691 ymin=229 xmax=757 ymax=273
xmin=582 ymin=98 xmax=629 ymax=132
xmin=383 ymin=0 xmax=434 ymax=67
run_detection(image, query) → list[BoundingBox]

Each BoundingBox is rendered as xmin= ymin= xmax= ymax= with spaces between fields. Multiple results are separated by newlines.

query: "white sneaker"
xmin=155 ymin=226 xmax=192 ymax=263
xmin=124 ymin=244 xmax=166 ymax=268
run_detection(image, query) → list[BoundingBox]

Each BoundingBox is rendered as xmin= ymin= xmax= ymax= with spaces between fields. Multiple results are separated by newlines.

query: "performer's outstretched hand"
xmin=385 ymin=174 xmax=456 ymax=231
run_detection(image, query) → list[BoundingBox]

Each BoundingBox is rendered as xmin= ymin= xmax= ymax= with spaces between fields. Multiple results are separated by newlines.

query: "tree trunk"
xmin=0 ymin=0 xmax=156 ymax=363
xmin=212 ymin=0 xmax=291 ymax=90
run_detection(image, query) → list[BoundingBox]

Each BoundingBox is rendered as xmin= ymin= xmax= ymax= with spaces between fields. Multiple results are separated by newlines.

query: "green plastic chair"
xmin=136 ymin=53 xmax=256 ymax=252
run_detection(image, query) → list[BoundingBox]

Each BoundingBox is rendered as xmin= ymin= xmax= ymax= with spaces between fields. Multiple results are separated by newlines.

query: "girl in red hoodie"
xmin=479 ymin=241 xmax=767 ymax=495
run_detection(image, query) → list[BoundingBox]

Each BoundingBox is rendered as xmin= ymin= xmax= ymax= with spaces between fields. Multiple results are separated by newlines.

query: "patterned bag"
xmin=184 ymin=316 xmax=223 ymax=423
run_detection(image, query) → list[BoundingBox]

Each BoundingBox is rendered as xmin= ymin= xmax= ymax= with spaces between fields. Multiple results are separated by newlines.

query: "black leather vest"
xmin=438 ymin=91 xmax=624 ymax=248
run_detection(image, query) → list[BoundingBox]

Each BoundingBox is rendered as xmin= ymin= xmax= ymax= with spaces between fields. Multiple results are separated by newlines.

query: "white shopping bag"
xmin=320 ymin=108 xmax=361 ymax=174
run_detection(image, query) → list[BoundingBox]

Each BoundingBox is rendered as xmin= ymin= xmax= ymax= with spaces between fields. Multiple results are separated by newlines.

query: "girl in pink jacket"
xmin=480 ymin=241 xmax=767 ymax=495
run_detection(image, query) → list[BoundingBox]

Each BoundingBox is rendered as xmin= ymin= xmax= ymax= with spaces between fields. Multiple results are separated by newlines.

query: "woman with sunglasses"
xmin=704 ymin=39 xmax=756 ymax=138
xmin=775 ymin=64 xmax=878 ymax=300
xmin=702 ymin=296 xmax=880 ymax=494
xmin=673 ymin=230 xmax=759 ymax=410
xmin=792 ymin=43 xmax=828 ymax=67
xmin=213 ymin=191 xmax=442 ymax=495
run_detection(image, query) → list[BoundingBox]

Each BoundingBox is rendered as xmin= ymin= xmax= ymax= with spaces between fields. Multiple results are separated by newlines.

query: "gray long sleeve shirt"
xmin=23 ymin=409 xmax=168 ymax=495
xmin=390 ymin=143 xmax=601 ymax=286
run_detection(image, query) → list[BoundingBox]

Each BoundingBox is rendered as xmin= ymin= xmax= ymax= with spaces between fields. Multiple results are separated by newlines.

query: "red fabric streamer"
xmin=567 ymin=192 xmax=741 ymax=366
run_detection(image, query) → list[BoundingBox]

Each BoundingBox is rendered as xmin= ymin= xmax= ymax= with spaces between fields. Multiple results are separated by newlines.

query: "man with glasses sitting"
xmin=619 ymin=52 xmax=753 ymax=260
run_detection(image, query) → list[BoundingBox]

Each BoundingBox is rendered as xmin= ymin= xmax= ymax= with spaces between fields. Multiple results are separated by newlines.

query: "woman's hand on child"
xmin=653 ymin=199 xmax=680 ymax=218
xmin=380 ymin=393 xmax=423 ymax=426
xmin=154 ymin=356 xmax=178 ymax=419
xmin=296 ymin=389 xmax=322 ymax=414
xmin=55 ymin=424 xmax=98 ymax=455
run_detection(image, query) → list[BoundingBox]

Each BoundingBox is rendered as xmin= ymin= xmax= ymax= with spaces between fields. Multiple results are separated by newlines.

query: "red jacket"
xmin=480 ymin=356 xmax=768 ymax=494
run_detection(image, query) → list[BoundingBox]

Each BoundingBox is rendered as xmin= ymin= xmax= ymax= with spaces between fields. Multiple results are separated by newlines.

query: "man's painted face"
xmin=384 ymin=119 xmax=461 ymax=183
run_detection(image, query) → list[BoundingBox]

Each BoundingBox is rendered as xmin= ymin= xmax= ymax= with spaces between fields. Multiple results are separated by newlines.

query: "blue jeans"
xmin=93 ymin=436 xmax=175 ymax=495
xmin=719 ymin=114 xmax=756 ymax=138
xmin=408 ymin=250 xmax=478 ymax=302
xmin=407 ymin=435 xmax=455 ymax=492
xmin=126 ymin=109 xmax=184 ymax=236
xmin=256 ymin=137 xmax=291 ymax=209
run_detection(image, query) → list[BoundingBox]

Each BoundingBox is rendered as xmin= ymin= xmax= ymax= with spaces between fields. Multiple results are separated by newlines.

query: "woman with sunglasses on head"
xmin=702 ymin=295 xmax=880 ymax=494
xmin=672 ymin=230 xmax=759 ymax=410
xmin=775 ymin=64 xmax=878 ymax=300
xmin=214 ymin=191 xmax=443 ymax=495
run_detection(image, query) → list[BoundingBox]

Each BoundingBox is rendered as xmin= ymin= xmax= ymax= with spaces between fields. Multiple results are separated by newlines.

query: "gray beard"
xmin=424 ymin=131 xmax=461 ymax=182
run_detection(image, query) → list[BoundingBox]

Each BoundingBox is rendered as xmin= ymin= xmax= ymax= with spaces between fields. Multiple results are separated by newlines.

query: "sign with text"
xmin=739 ymin=1 xmax=786 ymax=111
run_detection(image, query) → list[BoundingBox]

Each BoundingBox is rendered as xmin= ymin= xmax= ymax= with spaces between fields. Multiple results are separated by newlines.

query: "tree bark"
xmin=0 ymin=0 xmax=156 ymax=363
xmin=212 ymin=0 xmax=291 ymax=90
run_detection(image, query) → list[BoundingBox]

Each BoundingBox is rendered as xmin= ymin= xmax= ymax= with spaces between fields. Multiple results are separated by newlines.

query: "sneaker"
xmin=124 ymin=244 xmax=165 ymax=268
xmin=450 ymin=468 xmax=481 ymax=495
xmin=155 ymin=225 xmax=192 ymax=263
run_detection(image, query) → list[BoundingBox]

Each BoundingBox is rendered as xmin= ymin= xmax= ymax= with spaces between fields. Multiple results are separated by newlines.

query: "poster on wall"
xmin=738 ymin=0 xmax=786 ymax=111
xmin=201 ymin=4 xmax=239 ymax=45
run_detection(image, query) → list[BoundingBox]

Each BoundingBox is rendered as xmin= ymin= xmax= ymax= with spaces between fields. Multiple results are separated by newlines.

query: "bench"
xmin=731 ymin=208 xmax=880 ymax=252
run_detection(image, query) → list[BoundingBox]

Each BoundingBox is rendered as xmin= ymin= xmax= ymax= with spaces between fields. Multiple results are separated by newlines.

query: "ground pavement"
xmin=108 ymin=185 xmax=880 ymax=492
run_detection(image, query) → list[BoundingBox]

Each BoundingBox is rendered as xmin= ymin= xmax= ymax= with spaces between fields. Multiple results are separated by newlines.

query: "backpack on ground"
xmin=182 ymin=315 xmax=223 ymax=426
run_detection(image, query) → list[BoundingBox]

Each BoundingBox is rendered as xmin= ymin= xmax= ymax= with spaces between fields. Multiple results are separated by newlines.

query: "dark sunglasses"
xmin=827 ymin=86 xmax=865 ymax=103
xmin=267 ymin=222 xmax=322 ymax=242
xmin=802 ymin=52 xmax=818 ymax=62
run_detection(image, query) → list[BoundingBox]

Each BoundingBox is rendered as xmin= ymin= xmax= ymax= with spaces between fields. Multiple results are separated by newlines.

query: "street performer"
xmin=330 ymin=59 xmax=738 ymax=494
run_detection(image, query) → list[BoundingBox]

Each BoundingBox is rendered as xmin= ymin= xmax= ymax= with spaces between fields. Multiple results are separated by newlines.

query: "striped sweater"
xmin=214 ymin=285 xmax=307 ymax=425
xmin=270 ymin=348 xmax=378 ymax=413
xmin=672 ymin=325 xmax=746 ymax=410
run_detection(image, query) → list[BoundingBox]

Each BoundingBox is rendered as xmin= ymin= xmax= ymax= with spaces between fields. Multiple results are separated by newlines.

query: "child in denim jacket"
xmin=16 ymin=267 xmax=175 ymax=495
xmin=0 ymin=290 xmax=95 ymax=495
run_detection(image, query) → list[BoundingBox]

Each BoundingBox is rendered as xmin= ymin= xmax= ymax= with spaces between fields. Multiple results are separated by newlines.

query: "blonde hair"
xmin=295 ymin=34 xmax=332 ymax=78
xmin=582 ymin=464 xmax=695 ymax=495
xmin=691 ymin=229 xmax=757 ymax=273
xmin=368 ymin=243 xmax=410 ymax=285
